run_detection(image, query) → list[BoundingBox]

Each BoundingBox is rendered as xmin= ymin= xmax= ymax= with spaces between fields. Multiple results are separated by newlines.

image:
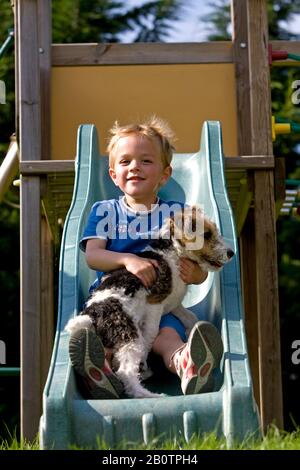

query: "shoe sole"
xmin=185 ymin=321 xmax=223 ymax=394
xmin=69 ymin=327 xmax=123 ymax=399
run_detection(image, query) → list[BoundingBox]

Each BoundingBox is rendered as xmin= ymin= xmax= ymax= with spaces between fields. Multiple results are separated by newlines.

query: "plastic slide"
xmin=40 ymin=121 xmax=260 ymax=449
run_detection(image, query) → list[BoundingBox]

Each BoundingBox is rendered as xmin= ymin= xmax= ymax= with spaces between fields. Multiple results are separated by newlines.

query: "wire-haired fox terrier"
xmin=66 ymin=206 xmax=234 ymax=399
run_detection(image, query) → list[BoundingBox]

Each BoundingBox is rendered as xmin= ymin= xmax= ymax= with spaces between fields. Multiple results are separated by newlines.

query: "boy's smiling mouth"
xmin=127 ymin=176 xmax=146 ymax=181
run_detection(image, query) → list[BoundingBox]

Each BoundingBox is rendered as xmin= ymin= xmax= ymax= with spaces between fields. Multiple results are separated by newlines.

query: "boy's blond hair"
xmin=106 ymin=116 xmax=176 ymax=168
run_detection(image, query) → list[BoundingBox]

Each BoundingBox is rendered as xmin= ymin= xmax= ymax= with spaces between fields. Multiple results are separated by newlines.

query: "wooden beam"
xmin=38 ymin=0 xmax=51 ymax=160
xmin=17 ymin=0 xmax=41 ymax=163
xmin=270 ymin=40 xmax=300 ymax=54
xmin=232 ymin=0 xmax=252 ymax=155
xmin=232 ymin=0 xmax=260 ymax=410
xmin=16 ymin=0 xmax=42 ymax=441
xmin=20 ymin=160 xmax=75 ymax=174
xmin=270 ymin=40 xmax=300 ymax=66
xmin=19 ymin=156 xmax=274 ymax=175
xmin=247 ymin=0 xmax=283 ymax=430
xmin=20 ymin=177 xmax=41 ymax=440
xmin=225 ymin=156 xmax=274 ymax=169
xmin=51 ymin=42 xmax=233 ymax=66
xmin=50 ymin=39 xmax=300 ymax=68
xmin=231 ymin=0 xmax=283 ymax=431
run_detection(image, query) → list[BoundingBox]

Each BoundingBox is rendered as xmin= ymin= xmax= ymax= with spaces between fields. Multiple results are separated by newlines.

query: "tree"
xmin=202 ymin=0 xmax=300 ymax=41
xmin=52 ymin=0 xmax=183 ymax=43
xmin=201 ymin=0 xmax=231 ymax=41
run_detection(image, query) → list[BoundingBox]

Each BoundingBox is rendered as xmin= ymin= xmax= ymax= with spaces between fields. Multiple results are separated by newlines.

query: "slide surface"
xmin=40 ymin=122 xmax=260 ymax=449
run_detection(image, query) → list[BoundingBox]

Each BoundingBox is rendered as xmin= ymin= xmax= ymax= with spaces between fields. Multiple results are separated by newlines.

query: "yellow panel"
xmin=51 ymin=64 xmax=238 ymax=159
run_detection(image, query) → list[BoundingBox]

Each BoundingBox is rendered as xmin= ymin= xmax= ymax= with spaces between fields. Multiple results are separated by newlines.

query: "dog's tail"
xmin=65 ymin=314 xmax=93 ymax=335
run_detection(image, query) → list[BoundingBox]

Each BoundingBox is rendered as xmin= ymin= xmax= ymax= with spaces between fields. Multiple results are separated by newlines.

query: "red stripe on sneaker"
xmin=200 ymin=362 xmax=211 ymax=377
xmin=89 ymin=367 xmax=102 ymax=381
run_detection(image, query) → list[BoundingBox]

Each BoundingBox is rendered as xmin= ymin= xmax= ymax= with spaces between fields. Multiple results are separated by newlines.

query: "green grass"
xmin=1 ymin=427 xmax=300 ymax=450
xmin=0 ymin=431 xmax=39 ymax=450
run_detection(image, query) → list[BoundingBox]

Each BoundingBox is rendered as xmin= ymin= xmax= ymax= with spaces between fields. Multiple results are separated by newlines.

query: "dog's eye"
xmin=204 ymin=231 xmax=212 ymax=240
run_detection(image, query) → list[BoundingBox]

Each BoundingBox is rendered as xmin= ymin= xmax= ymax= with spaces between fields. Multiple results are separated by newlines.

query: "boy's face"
xmin=109 ymin=134 xmax=171 ymax=202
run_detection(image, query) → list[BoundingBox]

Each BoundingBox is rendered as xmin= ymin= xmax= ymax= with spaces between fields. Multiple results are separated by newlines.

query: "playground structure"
xmin=2 ymin=0 xmax=300 ymax=442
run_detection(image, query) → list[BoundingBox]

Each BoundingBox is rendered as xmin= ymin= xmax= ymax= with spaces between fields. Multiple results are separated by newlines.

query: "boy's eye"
xmin=142 ymin=159 xmax=152 ymax=163
xmin=120 ymin=160 xmax=129 ymax=165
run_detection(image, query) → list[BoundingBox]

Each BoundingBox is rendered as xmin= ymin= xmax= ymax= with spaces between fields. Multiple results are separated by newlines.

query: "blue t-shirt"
xmin=80 ymin=196 xmax=185 ymax=290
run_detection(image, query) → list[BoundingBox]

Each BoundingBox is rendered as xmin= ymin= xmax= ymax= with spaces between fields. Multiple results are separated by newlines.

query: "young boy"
xmin=69 ymin=116 xmax=223 ymax=399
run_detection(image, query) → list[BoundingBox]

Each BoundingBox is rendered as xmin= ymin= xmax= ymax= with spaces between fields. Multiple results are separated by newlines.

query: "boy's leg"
xmin=152 ymin=326 xmax=184 ymax=373
xmin=69 ymin=327 xmax=124 ymax=399
xmin=153 ymin=314 xmax=223 ymax=394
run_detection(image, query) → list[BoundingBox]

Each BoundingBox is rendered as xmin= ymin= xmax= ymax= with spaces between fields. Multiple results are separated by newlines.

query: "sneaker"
xmin=69 ymin=327 xmax=124 ymax=399
xmin=173 ymin=321 xmax=223 ymax=395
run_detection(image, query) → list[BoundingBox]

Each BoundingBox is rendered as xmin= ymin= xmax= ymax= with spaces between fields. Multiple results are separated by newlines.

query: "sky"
xmin=120 ymin=0 xmax=213 ymax=42
xmin=120 ymin=0 xmax=300 ymax=43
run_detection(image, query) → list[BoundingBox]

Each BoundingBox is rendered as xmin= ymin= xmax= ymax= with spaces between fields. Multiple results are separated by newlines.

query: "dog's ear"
xmin=184 ymin=205 xmax=204 ymax=237
xmin=167 ymin=214 xmax=175 ymax=238
xmin=160 ymin=209 xmax=184 ymax=246
xmin=191 ymin=206 xmax=199 ymax=232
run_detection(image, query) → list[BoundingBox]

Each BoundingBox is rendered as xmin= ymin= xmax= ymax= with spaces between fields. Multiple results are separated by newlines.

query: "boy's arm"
xmin=86 ymin=238 xmax=132 ymax=271
xmin=86 ymin=239 xmax=158 ymax=288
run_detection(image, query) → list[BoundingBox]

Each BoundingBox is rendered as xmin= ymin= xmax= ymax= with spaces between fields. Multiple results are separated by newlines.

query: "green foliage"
xmin=52 ymin=0 xmax=183 ymax=43
xmin=203 ymin=0 xmax=300 ymax=42
xmin=0 ymin=428 xmax=39 ymax=450
xmin=0 ymin=1 xmax=14 ymax=154
xmin=0 ymin=201 xmax=20 ymax=440
xmin=2 ymin=426 xmax=300 ymax=450
xmin=202 ymin=1 xmax=232 ymax=41
xmin=267 ymin=0 xmax=300 ymax=40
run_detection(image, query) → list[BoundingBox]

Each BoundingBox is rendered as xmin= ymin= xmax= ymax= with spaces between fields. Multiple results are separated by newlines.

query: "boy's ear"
xmin=160 ymin=165 xmax=172 ymax=186
xmin=109 ymin=167 xmax=119 ymax=186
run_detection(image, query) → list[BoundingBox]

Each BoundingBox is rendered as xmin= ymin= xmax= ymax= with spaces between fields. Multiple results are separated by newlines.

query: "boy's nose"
xmin=129 ymin=160 xmax=140 ymax=170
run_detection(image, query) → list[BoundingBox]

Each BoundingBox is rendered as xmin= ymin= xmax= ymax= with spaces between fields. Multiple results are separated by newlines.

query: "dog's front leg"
xmin=139 ymin=307 xmax=163 ymax=380
xmin=114 ymin=336 xmax=161 ymax=398
xmin=172 ymin=304 xmax=198 ymax=336
xmin=142 ymin=307 xmax=163 ymax=357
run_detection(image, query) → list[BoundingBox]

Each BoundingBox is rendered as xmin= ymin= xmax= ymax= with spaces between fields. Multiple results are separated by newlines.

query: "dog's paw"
xmin=136 ymin=390 xmax=163 ymax=399
xmin=140 ymin=367 xmax=153 ymax=381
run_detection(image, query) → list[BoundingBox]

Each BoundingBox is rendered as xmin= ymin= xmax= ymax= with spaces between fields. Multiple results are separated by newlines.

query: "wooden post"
xmin=38 ymin=0 xmax=51 ymax=161
xmin=232 ymin=0 xmax=283 ymax=430
xmin=16 ymin=0 xmax=42 ymax=440
xmin=232 ymin=0 xmax=260 ymax=408
xmin=231 ymin=0 xmax=252 ymax=156
xmin=37 ymin=0 xmax=54 ymax=400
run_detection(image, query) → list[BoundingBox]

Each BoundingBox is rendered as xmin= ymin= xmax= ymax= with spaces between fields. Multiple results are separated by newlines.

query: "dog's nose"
xmin=227 ymin=248 xmax=234 ymax=259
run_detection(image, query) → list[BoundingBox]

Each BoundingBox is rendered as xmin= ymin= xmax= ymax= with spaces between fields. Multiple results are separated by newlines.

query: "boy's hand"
xmin=179 ymin=257 xmax=208 ymax=285
xmin=124 ymin=254 xmax=159 ymax=289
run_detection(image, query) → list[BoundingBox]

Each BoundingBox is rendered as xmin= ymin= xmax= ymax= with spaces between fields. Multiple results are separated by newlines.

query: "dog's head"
xmin=162 ymin=205 xmax=234 ymax=271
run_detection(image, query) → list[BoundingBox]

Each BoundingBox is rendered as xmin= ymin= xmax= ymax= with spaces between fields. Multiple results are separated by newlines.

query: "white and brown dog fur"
xmin=66 ymin=206 xmax=234 ymax=398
